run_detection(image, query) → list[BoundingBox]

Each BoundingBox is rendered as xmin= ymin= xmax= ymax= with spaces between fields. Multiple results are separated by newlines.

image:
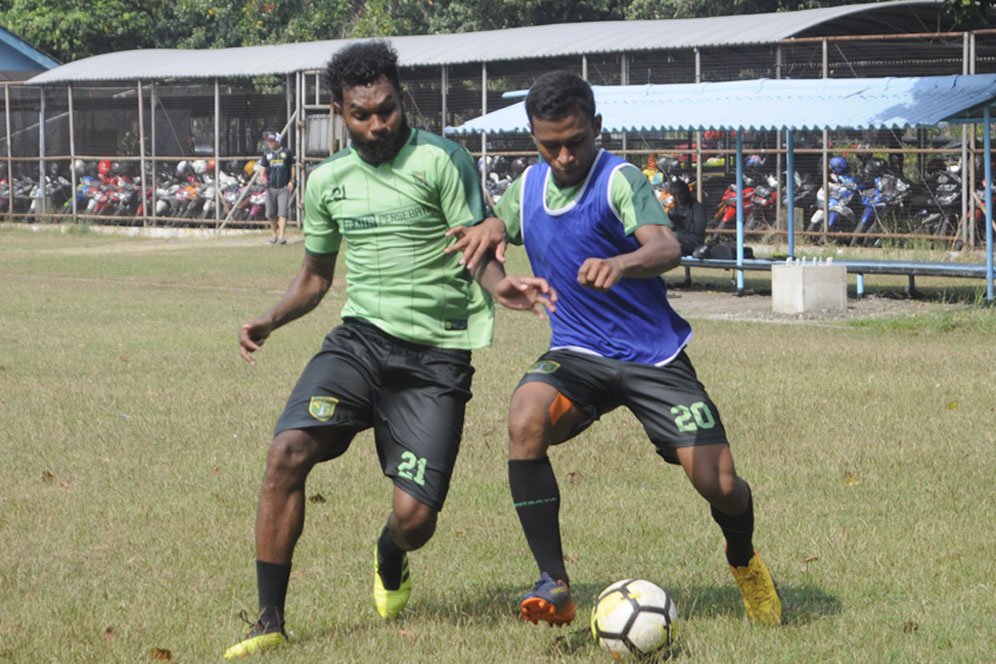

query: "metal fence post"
xmin=150 ymin=82 xmax=157 ymax=227
xmin=38 ymin=87 xmax=46 ymax=217
xmin=441 ymin=65 xmax=448 ymax=134
xmin=480 ymin=62 xmax=488 ymax=192
xmin=4 ymin=84 xmax=11 ymax=219
xmin=214 ymin=79 xmax=221 ymax=228
xmin=735 ymin=129 xmax=745 ymax=293
xmin=138 ymin=80 xmax=148 ymax=227
xmin=694 ymin=48 xmax=702 ymax=203
xmin=985 ymin=107 xmax=994 ymax=303
xmin=787 ymin=130 xmax=795 ymax=258
xmin=68 ymin=84 xmax=77 ymax=218
xmin=962 ymin=31 xmax=970 ymax=248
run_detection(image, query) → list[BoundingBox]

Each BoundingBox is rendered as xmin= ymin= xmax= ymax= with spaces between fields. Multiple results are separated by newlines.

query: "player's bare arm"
xmin=577 ymin=225 xmax=682 ymax=292
xmin=472 ymin=251 xmax=557 ymax=318
xmin=444 ymin=216 xmax=508 ymax=272
xmin=239 ymin=252 xmax=337 ymax=364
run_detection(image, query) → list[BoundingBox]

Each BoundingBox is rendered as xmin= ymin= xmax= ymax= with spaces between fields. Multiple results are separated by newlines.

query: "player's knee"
xmin=714 ymin=467 xmax=741 ymax=496
xmin=264 ymin=431 xmax=316 ymax=483
xmin=697 ymin=471 xmax=743 ymax=508
xmin=508 ymin=409 xmax=549 ymax=459
xmin=392 ymin=505 xmax=437 ymax=549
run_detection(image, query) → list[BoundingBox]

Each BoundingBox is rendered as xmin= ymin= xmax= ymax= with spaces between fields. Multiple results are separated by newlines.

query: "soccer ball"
xmin=590 ymin=579 xmax=678 ymax=659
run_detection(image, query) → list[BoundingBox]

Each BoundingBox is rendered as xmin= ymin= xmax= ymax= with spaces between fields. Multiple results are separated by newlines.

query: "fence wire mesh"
xmin=0 ymin=31 xmax=994 ymax=248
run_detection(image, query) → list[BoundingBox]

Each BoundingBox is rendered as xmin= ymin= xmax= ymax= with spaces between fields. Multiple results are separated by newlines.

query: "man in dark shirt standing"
xmin=668 ymin=178 xmax=707 ymax=256
xmin=260 ymin=131 xmax=295 ymax=244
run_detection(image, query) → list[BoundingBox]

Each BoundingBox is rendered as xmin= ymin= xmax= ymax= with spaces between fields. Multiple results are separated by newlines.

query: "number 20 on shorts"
xmin=671 ymin=402 xmax=716 ymax=432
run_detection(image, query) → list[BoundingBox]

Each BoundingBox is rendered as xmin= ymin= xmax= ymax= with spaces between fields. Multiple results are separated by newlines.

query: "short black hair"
xmin=669 ymin=177 xmax=690 ymax=199
xmin=325 ymin=40 xmax=402 ymax=105
xmin=525 ymin=71 xmax=596 ymax=123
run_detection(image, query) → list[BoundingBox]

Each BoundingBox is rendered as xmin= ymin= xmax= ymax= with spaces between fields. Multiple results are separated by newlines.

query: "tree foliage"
xmin=0 ymin=0 xmax=990 ymax=64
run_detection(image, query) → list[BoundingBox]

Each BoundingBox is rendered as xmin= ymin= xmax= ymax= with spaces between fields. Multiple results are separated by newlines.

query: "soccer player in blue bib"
xmin=449 ymin=71 xmax=782 ymax=628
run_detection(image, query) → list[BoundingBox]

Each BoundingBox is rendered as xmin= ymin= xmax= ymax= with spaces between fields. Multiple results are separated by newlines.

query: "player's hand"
xmin=492 ymin=276 xmax=557 ymax=319
xmin=445 ymin=216 xmax=507 ymax=273
xmin=577 ymin=257 xmax=624 ymax=291
xmin=239 ymin=317 xmax=274 ymax=365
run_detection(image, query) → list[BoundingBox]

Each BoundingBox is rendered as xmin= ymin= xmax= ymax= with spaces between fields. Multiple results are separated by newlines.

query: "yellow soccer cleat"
xmin=223 ymin=611 xmax=287 ymax=659
xmin=730 ymin=552 xmax=783 ymax=626
xmin=373 ymin=547 xmax=412 ymax=619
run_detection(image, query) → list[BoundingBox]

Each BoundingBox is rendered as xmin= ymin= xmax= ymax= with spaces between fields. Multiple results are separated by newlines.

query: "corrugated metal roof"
xmin=26 ymin=1 xmax=938 ymax=85
xmin=445 ymin=74 xmax=996 ymax=134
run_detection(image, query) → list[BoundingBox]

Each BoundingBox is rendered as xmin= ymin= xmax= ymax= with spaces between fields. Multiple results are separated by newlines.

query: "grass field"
xmin=1 ymin=225 xmax=993 ymax=663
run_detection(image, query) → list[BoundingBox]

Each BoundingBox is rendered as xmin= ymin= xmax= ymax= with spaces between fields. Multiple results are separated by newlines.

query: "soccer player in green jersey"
xmin=224 ymin=41 xmax=555 ymax=659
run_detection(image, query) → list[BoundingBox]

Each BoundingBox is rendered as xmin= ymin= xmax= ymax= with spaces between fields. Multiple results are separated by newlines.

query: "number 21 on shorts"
xmin=397 ymin=451 xmax=427 ymax=486
xmin=671 ymin=401 xmax=716 ymax=432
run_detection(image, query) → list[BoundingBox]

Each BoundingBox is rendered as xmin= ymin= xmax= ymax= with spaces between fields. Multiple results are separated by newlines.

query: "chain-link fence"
xmin=2 ymin=31 xmax=995 ymax=248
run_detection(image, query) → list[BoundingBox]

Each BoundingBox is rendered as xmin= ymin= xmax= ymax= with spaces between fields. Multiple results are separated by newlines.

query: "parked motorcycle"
xmin=807 ymin=156 xmax=863 ymax=238
xmin=908 ymin=160 xmax=963 ymax=244
xmin=710 ymin=155 xmax=767 ymax=240
xmin=850 ymin=157 xmax=912 ymax=247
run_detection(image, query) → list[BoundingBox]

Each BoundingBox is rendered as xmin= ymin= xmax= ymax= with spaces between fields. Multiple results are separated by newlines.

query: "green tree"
xmin=425 ymin=0 xmax=623 ymax=33
xmin=624 ymin=0 xmax=824 ymax=20
xmin=0 ymin=0 xmax=359 ymax=62
xmin=0 ymin=0 xmax=160 ymax=63
xmin=944 ymin=0 xmax=992 ymax=25
xmin=1 ymin=0 xmax=990 ymax=64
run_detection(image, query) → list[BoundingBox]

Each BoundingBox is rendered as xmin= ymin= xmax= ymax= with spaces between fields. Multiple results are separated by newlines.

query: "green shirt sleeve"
xmin=493 ymin=175 xmax=524 ymax=245
xmin=303 ymin=163 xmax=342 ymax=255
xmin=611 ymin=165 xmax=671 ymax=235
xmin=436 ymin=144 xmax=487 ymax=228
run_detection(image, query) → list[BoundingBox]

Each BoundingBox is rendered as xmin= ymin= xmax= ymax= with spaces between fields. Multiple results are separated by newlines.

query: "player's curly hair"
xmin=525 ymin=71 xmax=596 ymax=123
xmin=325 ymin=40 xmax=403 ymax=105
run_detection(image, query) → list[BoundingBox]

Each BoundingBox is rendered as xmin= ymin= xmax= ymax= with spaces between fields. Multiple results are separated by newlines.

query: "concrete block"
xmin=771 ymin=262 xmax=847 ymax=314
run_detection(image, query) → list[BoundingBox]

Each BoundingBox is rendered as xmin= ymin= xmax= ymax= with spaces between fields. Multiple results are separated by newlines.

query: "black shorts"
xmin=275 ymin=317 xmax=474 ymax=510
xmin=517 ymin=349 xmax=728 ymax=464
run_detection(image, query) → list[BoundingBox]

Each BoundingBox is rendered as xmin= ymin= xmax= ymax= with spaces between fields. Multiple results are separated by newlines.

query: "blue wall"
xmin=0 ymin=27 xmax=59 ymax=73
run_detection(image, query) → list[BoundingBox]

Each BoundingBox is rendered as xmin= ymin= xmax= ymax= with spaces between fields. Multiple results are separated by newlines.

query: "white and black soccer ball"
xmin=590 ymin=579 xmax=678 ymax=659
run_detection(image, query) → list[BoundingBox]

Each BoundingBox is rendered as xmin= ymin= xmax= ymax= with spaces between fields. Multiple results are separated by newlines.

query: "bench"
xmin=676 ymin=256 xmax=993 ymax=298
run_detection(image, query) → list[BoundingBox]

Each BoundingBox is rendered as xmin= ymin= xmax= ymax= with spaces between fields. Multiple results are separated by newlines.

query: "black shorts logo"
xmin=308 ymin=396 xmax=339 ymax=422
xmin=526 ymin=360 xmax=560 ymax=375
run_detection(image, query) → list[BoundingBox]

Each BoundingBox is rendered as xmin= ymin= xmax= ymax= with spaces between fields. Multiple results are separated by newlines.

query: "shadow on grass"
xmin=287 ymin=579 xmax=839 ymax=652
xmin=412 ymin=578 xmax=839 ymax=627
xmin=677 ymin=581 xmax=840 ymax=626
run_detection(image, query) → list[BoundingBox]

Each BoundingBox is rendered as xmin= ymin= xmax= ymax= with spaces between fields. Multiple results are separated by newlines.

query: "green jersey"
xmin=494 ymin=163 xmax=670 ymax=243
xmin=304 ymin=128 xmax=493 ymax=349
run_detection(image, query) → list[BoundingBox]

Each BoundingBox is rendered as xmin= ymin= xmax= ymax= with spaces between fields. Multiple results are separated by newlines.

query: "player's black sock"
xmin=377 ymin=524 xmax=406 ymax=590
xmin=256 ymin=560 xmax=291 ymax=627
xmin=711 ymin=487 xmax=755 ymax=568
xmin=509 ymin=457 xmax=569 ymax=585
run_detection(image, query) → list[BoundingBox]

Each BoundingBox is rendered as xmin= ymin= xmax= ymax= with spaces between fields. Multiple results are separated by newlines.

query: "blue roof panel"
xmin=446 ymin=75 xmax=996 ymax=134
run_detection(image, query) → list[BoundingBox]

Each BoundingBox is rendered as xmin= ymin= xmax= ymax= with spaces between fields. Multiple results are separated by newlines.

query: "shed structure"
xmin=447 ymin=75 xmax=996 ymax=301
xmin=3 ymin=0 xmax=996 ymax=251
